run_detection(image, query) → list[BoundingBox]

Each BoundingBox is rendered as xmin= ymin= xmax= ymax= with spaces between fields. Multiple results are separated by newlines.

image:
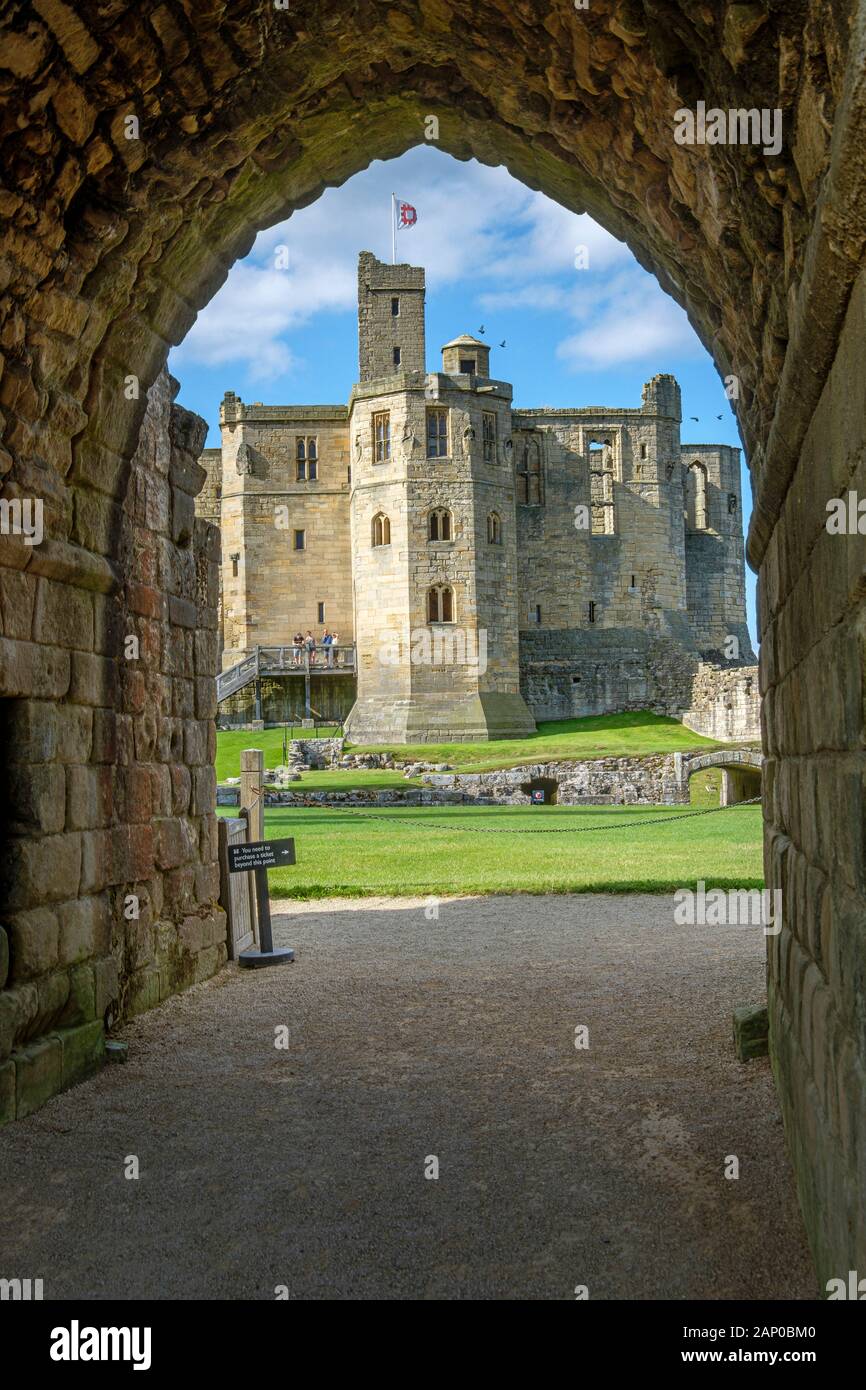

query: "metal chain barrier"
xmin=302 ymin=795 xmax=763 ymax=834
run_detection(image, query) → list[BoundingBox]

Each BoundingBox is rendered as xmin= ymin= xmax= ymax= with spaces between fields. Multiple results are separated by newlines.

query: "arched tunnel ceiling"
xmin=0 ymin=0 xmax=857 ymax=567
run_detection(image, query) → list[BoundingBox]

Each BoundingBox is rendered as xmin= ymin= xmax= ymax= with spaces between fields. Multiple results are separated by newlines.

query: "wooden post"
xmin=240 ymin=747 xmax=264 ymax=841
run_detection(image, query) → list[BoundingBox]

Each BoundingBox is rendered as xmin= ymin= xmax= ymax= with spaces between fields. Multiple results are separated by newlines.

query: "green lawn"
xmin=215 ymin=727 xmax=341 ymax=782
xmin=217 ymin=712 xmax=739 ymax=782
xmin=216 ymin=800 xmax=763 ymax=898
xmin=347 ymin=711 xmax=732 ymax=772
xmin=266 ymin=769 xmax=422 ymax=793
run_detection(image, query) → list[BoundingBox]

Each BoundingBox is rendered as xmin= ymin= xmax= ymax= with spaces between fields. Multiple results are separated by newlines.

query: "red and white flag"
xmin=391 ymin=194 xmax=418 ymax=261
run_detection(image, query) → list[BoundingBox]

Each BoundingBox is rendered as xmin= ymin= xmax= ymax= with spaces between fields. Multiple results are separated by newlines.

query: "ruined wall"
xmin=519 ymin=625 xmax=758 ymax=741
xmin=0 ymin=372 xmax=225 ymax=1123
xmin=683 ymin=443 xmax=753 ymax=656
xmin=682 ymin=663 xmax=761 ymax=742
xmin=423 ymin=753 xmax=686 ymax=805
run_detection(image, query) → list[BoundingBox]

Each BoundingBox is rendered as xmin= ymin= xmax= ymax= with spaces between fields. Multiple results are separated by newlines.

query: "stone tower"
xmin=357 ymin=250 xmax=426 ymax=380
xmin=343 ymin=252 xmax=536 ymax=743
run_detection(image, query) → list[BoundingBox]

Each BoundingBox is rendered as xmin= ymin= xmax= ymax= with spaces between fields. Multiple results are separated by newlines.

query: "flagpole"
xmin=391 ymin=193 xmax=396 ymax=264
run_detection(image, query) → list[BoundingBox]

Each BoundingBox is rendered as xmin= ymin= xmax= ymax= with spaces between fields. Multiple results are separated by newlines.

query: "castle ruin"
xmin=198 ymin=252 xmax=758 ymax=742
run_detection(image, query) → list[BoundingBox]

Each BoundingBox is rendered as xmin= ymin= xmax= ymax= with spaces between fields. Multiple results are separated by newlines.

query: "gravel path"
xmin=0 ymin=894 xmax=816 ymax=1300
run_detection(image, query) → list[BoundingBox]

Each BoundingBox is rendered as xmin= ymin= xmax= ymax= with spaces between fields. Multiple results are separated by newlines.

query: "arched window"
xmin=296 ymin=438 xmax=305 ymax=461
xmin=686 ymin=462 xmax=708 ymax=530
xmin=516 ymin=437 xmax=543 ymax=504
xmin=308 ymin=438 xmax=317 ymax=461
xmin=428 ymin=508 xmax=452 ymax=541
xmin=427 ymin=585 xmax=454 ymax=623
xmin=371 ymin=512 xmax=391 ymax=547
xmin=487 ymin=511 xmax=502 ymax=544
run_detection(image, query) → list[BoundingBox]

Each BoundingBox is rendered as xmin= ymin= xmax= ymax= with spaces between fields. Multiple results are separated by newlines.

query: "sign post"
xmin=227 ymin=837 xmax=297 ymax=969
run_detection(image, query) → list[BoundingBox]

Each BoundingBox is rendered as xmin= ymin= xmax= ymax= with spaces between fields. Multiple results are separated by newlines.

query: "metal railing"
xmin=217 ymin=644 xmax=356 ymax=704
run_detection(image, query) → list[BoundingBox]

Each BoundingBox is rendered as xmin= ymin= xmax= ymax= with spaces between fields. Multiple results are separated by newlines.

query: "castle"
xmin=197 ymin=252 xmax=759 ymax=743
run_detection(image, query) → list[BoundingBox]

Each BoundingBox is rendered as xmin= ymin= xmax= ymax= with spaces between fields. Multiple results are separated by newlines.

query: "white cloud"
xmin=173 ymin=146 xmax=698 ymax=383
xmin=556 ymin=270 xmax=700 ymax=370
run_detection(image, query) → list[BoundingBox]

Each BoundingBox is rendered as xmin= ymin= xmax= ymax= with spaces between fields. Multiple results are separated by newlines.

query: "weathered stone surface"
xmin=734 ymin=1004 xmax=770 ymax=1061
xmin=15 ymin=1036 xmax=62 ymax=1118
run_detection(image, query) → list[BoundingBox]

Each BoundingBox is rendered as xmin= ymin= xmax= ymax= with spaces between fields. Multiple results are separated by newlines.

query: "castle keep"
xmin=198 ymin=252 xmax=758 ymax=742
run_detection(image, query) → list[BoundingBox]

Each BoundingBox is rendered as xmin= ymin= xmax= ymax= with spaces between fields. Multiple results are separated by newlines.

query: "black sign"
xmin=227 ymin=838 xmax=296 ymax=873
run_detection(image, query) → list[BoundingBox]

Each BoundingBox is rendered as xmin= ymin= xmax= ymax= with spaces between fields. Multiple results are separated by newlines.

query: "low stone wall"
xmin=218 ymin=749 xmax=765 ymax=809
xmin=423 ymin=754 xmax=687 ymax=806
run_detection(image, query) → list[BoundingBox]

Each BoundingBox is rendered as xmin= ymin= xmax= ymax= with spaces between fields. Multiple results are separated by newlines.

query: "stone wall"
xmin=422 ymin=754 xmax=686 ymax=805
xmin=0 ymin=372 xmax=226 ymax=1124
xmin=762 ymin=259 xmax=866 ymax=1286
xmin=520 ymin=626 xmax=759 ymax=740
xmin=682 ymin=664 xmax=761 ymax=742
xmin=218 ymin=395 xmax=353 ymax=667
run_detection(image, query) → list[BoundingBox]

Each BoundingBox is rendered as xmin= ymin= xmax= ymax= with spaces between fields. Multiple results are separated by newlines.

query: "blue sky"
xmin=169 ymin=144 xmax=757 ymax=647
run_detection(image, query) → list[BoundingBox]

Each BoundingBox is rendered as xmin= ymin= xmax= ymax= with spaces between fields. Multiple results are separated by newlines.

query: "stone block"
xmin=57 ymin=893 xmax=110 ymax=967
xmin=35 ymin=970 xmax=70 ymax=1033
xmin=15 ymin=1035 xmax=62 ymax=1118
xmin=170 ymin=764 xmax=191 ymax=815
xmin=0 ymin=566 xmax=37 ymax=640
xmin=0 ymin=1060 xmax=15 ymax=1126
xmin=56 ymin=1019 xmax=104 ymax=1090
xmin=6 ymin=906 xmax=60 ymax=981
xmin=178 ymin=915 xmax=203 ymax=954
xmin=33 ymin=577 xmax=94 ymax=650
xmin=7 ymin=761 xmax=65 ymax=835
xmin=63 ymin=964 xmax=96 ymax=1024
xmin=126 ymin=967 xmax=161 ymax=1017
xmin=54 ymin=705 xmax=93 ymax=763
xmin=733 ymin=1004 xmax=769 ymax=1061
xmin=69 ymin=649 xmax=117 ymax=706
xmin=191 ymin=765 xmax=216 ymax=814
xmin=154 ymin=816 xmax=192 ymax=870
xmin=194 ymin=942 xmax=224 ymax=984
xmin=0 ymin=636 xmax=71 ymax=699
xmin=93 ymin=956 xmax=119 ymax=1021
xmin=0 ymin=832 xmax=82 ymax=910
xmin=65 ymin=764 xmax=114 ymax=831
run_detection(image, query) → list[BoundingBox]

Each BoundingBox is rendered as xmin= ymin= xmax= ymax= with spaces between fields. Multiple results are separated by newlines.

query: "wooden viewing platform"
xmin=217 ymin=643 xmax=356 ymax=711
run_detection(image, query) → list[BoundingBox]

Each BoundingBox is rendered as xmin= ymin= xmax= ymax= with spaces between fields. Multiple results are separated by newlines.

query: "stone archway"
xmin=680 ymin=748 xmax=764 ymax=804
xmin=1 ymin=0 xmax=865 ymax=1284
